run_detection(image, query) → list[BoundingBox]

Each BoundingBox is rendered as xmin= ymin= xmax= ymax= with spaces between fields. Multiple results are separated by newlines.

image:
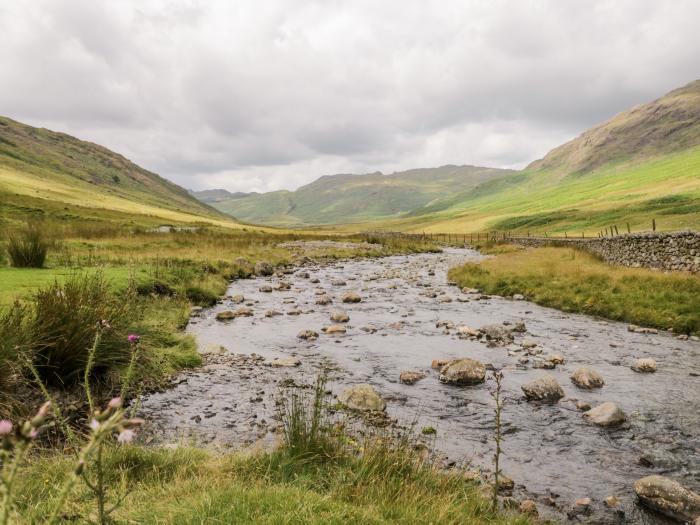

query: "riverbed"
xmin=139 ymin=248 xmax=699 ymax=524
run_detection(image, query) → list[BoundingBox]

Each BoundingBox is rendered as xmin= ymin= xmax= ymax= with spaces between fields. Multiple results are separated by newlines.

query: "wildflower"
xmin=107 ymin=397 xmax=123 ymax=410
xmin=127 ymin=334 xmax=140 ymax=344
xmin=0 ymin=419 xmax=12 ymax=436
xmin=89 ymin=419 xmax=100 ymax=431
xmin=117 ymin=429 xmax=136 ymax=444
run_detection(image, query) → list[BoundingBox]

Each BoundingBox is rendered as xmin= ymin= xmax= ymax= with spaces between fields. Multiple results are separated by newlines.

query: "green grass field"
xmin=449 ymin=245 xmax=700 ymax=334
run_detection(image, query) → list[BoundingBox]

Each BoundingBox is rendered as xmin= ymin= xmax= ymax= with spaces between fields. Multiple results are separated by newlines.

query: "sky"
xmin=1 ymin=1 xmax=699 ymax=194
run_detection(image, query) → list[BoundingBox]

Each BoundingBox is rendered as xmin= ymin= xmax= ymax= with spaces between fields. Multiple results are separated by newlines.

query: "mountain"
xmin=528 ymin=79 xmax=700 ymax=173
xmin=0 ymin=116 xmax=237 ymax=228
xmin=199 ymin=165 xmax=514 ymax=227
xmin=190 ymin=189 xmax=253 ymax=203
xmin=379 ymin=80 xmax=700 ymax=233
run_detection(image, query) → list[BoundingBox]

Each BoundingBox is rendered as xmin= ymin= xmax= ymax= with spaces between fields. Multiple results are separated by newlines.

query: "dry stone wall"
xmin=507 ymin=231 xmax=700 ymax=273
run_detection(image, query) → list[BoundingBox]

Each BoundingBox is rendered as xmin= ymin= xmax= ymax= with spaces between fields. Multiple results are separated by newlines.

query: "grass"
xmin=10 ymin=378 xmax=536 ymax=525
xmin=449 ymin=246 xmax=700 ymax=335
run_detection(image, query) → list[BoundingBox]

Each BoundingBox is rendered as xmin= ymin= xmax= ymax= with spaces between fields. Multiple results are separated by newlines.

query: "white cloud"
xmin=1 ymin=0 xmax=699 ymax=192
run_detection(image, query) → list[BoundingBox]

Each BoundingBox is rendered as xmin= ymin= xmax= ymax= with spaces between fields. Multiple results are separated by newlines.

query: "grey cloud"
xmin=1 ymin=0 xmax=699 ymax=193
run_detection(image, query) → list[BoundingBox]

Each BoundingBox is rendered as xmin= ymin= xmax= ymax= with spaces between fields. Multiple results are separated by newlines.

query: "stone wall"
xmin=506 ymin=231 xmax=700 ymax=273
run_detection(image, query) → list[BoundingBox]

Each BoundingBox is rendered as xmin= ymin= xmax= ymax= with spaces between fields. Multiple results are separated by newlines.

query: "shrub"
xmin=14 ymin=273 xmax=133 ymax=386
xmin=6 ymin=224 xmax=49 ymax=268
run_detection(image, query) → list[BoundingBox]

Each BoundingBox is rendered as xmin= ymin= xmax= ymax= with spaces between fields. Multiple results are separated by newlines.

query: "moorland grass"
xmin=449 ymin=246 xmax=700 ymax=335
xmin=11 ymin=380 xmax=535 ymax=525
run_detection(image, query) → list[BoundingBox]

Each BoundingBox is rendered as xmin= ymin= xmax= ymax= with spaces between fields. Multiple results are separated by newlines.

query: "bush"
xmin=6 ymin=224 xmax=49 ymax=268
xmin=11 ymin=273 xmax=134 ymax=386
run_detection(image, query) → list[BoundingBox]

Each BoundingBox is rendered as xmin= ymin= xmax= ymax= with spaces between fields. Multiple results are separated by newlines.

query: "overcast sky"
xmin=1 ymin=1 xmax=699 ymax=193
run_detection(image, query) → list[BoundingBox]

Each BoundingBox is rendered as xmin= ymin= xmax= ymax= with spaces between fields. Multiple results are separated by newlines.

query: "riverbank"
xmin=449 ymin=245 xmax=700 ymax=336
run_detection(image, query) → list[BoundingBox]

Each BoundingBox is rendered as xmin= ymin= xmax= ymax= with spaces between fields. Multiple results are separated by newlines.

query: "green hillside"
xmin=199 ymin=165 xmax=514 ymax=227
xmin=0 ymin=116 xmax=240 ymax=228
xmin=391 ymin=80 xmax=700 ymax=233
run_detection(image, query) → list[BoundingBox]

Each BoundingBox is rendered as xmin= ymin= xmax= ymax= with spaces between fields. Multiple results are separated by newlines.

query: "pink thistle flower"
xmin=107 ymin=397 xmax=123 ymax=409
xmin=0 ymin=420 xmax=12 ymax=436
xmin=117 ymin=429 xmax=136 ymax=444
xmin=127 ymin=334 xmax=140 ymax=344
xmin=89 ymin=419 xmax=100 ymax=431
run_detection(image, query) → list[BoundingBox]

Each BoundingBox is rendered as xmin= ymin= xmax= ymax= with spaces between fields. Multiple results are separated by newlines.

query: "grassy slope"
xmin=449 ymin=245 xmax=700 ymax=334
xmin=387 ymin=80 xmax=700 ymax=233
xmin=0 ymin=116 xmax=248 ymax=229
xmin=206 ymin=165 xmax=513 ymax=227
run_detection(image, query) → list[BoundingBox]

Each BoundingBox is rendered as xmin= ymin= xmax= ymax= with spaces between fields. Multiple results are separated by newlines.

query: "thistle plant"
xmin=119 ymin=334 xmax=140 ymax=401
xmin=47 ymin=397 xmax=143 ymax=525
xmin=490 ymin=370 xmax=504 ymax=511
xmin=0 ymin=402 xmax=52 ymax=525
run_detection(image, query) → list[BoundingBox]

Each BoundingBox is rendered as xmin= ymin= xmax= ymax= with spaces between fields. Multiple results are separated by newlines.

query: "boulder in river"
xmin=259 ymin=285 xmax=273 ymax=293
xmin=438 ymin=358 xmax=486 ymax=385
xmin=521 ymin=374 xmax=565 ymax=402
xmin=457 ymin=326 xmax=479 ymax=337
xmin=230 ymin=294 xmax=245 ymax=303
xmin=216 ymin=310 xmax=236 ymax=321
xmin=518 ymin=500 xmax=538 ymax=516
xmin=436 ymin=319 xmax=454 ymax=329
xmin=399 ymin=371 xmax=425 ymax=385
xmin=254 ymin=261 xmax=274 ymax=276
xmin=270 ymin=357 xmax=301 ymax=367
xmin=632 ymin=358 xmax=657 ymax=373
xmin=634 ymin=475 xmax=700 ymax=523
xmin=265 ymin=309 xmax=282 ymax=317
xmin=324 ymin=324 xmax=347 ymax=335
xmin=297 ymin=329 xmax=319 ymax=341
xmin=583 ymin=402 xmax=626 ymax=427
xmin=342 ymin=291 xmax=362 ymax=303
xmin=570 ymin=367 xmax=605 ymax=389
xmin=479 ymin=324 xmax=513 ymax=344
xmin=431 ymin=359 xmax=451 ymax=369
xmin=330 ymin=309 xmax=350 ymax=323
xmin=315 ymin=295 xmax=333 ymax=305
xmin=338 ymin=384 xmax=386 ymax=412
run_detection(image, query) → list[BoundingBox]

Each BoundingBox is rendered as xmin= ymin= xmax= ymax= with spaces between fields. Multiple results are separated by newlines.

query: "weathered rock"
xmin=264 ymin=309 xmax=282 ymax=317
xmin=479 ymin=324 xmax=513 ymax=344
xmin=546 ymin=354 xmax=566 ymax=365
xmin=216 ymin=310 xmax=236 ymax=320
xmin=331 ymin=279 xmax=347 ymax=286
xmin=324 ymin=324 xmax=347 ymax=335
xmin=259 ymin=285 xmax=273 ymax=293
xmin=522 ymin=340 xmax=537 ymax=349
xmin=521 ymin=374 xmax=565 ymax=402
xmin=583 ymin=402 xmax=626 ymax=427
xmin=274 ymin=281 xmax=291 ymax=291
xmin=497 ymin=475 xmax=515 ymax=492
xmin=286 ymin=308 xmax=302 ymax=316
xmin=437 ymin=295 xmax=453 ymax=303
xmin=399 ymin=371 xmax=425 ymax=385
xmin=330 ymin=309 xmax=350 ymax=323
xmin=436 ymin=319 xmax=454 ymax=329
xmin=462 ymin=287 xmax=480 ymax=294
xmin=513 ymin=320 xmax=527 ymax=333
xmin=634 ymin=475 xmax=700 ymax=523
xmin=570 ymin=367 xmax=605 ymax=389
xmin=297 ymin=329 xmax=319 ymax=341
xmin=315 ymin=295 xmax=333 ymax=305
xmin=342 ymin=291 xmax=362 ymax=303
xmin=576 ymin=401 xmax=592 ymax=411
xmin=513 ymin=293 xmax=525 ymax=301
xmin=431 ymin=359 xmax=451 ymax=369
xmin=439 ymin=358 xmax=486 ymax=385
xmin=632 ymin=358 xmax=657 ymax=373
xmin=270 ymin=357 xmax=301 ymax=367
xmin=338 ymin=384 xmax=386 ymax=411
xmin=254 ymin=261 xmax=274 ymax=276
xmin=232 ymin=307 xmax=253 ymax=317
xmin=457 ymin=326 xmax=479 ymax=337
xmin=604 ymin=495 xmax=620 ymax=507
xmin=519 ymin=500 xmax=538 ymax=516
xmin=230 ymin=294 xmax=245 ymax=303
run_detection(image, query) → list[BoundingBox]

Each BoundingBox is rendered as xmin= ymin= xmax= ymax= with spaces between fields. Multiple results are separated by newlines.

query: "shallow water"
xmin=140 ymin=248 xmax=700 ymax=523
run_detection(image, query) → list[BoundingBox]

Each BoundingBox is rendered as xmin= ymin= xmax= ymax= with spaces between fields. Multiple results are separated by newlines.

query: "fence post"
xmin=652 ymin=218 xmax=656 ymax=232
xmin=626 ymin=223 xmax=631 ymax=234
